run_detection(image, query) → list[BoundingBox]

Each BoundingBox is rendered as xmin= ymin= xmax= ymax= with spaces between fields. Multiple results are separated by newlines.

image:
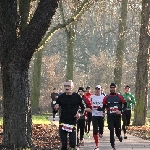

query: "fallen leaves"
xmin=127 ymin=125 xmax=150 ymax=140
xmin=0 ymin=123 xmax=61 ymax=149
xmin=32 ymin=124 xmax=61 ymax=149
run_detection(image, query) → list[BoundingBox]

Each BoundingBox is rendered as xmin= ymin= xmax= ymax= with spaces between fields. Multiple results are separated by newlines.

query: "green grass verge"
xmin=0 ymin=110 xmax=149 ymax=126
xmin=0 ymin=114 xmax=51 ymax=125
xmin=32 ymin=115 xmax=51 ymax=124
xmin=147 ymin=110 xmax=150 ymax=118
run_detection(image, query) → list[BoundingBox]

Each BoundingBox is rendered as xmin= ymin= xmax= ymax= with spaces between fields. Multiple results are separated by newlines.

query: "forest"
xmin=0 ymin=0 xmax=149 ymax=149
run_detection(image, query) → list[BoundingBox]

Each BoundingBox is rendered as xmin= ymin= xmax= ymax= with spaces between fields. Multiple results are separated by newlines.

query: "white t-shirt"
xmin=90 ymin=94 xmax=105 ymax=116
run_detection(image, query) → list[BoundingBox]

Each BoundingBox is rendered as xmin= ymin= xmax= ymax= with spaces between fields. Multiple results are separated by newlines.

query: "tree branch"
xmin=38 ymin=0 xmax=92 ymax=51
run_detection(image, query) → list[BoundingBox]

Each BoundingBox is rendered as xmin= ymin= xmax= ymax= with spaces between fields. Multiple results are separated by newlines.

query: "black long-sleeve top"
xmin=56 ymin=92 xmax=85 ymax=125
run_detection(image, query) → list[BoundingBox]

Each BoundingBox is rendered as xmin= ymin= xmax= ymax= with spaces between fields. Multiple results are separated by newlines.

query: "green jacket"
xmin=122 ymin=92 xmax=136 ymax=109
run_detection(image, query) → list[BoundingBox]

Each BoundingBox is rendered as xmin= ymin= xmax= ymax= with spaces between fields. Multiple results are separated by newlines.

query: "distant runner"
xmin=122 ymin=85 xmax=136 ymax=139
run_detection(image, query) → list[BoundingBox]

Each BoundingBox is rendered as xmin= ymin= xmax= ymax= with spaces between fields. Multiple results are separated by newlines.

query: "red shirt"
xmin=82 ymin=95 xmax=92 ymax=119
xmin=84 ymin=92 xmax=92 ymax=99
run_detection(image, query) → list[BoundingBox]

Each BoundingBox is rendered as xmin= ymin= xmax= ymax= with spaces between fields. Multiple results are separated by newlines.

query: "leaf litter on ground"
xmin=0 ymin=123 xmax=61 ymax=150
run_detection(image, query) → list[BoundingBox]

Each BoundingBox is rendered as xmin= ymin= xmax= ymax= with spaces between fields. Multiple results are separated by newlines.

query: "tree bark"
xmin=19 ymin=0 xmax=30 ymax=34
xmin=133 ymin=0 xmax=150 ymax=126
xmin=59 ymin=0 xmax=76 ymax=81
xmin=31 ymin=50 xmax=42 ymax=115
xmin=66 ymin=25 xmax=76 ymax=81
xmin=2 ymin=66 xmax=29 ymax=148
xmin=114 ymin=0 xmax=128 ymax=92
xmin=0 ymin=0 xmax=59 ymax=148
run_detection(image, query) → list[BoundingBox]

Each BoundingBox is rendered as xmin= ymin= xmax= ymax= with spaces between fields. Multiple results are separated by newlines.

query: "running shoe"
xmin=69 ymin=148 xmax=78 ymax=150
xmin=79 ymin=140 xmax=84 ymax=146
xmin=124 ymin=134 xmax=127 ymax=139
xmin=99 ymin=134 xmax=103 ymax=138
xmin=93 ymin=146 xmax=99 ymax=150
xmin=119 ymin=135 xmax=122 ymax=142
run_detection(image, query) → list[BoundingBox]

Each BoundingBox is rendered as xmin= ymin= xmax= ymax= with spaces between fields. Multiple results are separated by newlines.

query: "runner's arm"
xmin=119 ymin=94 xmax=127 ymax=112
xmin=79 ymin=96 xmax=86 ymax=115
xmin=102 ymin=95 xmax=108 ymax=111
xmin=131 ymin=94 xmax=136 ymax=104
xmin=54 ymin=94 xmax=61 ymax=110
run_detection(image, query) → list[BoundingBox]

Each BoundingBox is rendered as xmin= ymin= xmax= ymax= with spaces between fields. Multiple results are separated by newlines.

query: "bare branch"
xmin=38 ymin=0 xmax=93 ymax=50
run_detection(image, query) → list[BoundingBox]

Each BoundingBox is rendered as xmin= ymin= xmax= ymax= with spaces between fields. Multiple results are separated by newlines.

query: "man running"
xmin=77 ymin=87 xmax=92 ymax=147
xmin=122 ymin=85 xmax=136 ymax=139
xmin=50 ymin=88 xmax=58 ymax=121
xmin=103 ymin=83 xmax=127 ymax=150
xmin=84 ymin=86 xmax=92 ymax=138
xmin=54 ymin=80 xmax=85 ymax=150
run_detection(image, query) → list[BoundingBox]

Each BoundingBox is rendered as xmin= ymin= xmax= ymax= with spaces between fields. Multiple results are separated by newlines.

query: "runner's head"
xmin=110 ymin=83 xmax=117 ymax=94
xmin=64 ymin=80 xmax=74 ymax=94
xmin=85 ymin=86 xmax=91 ymax=93
xmin=53 ymin=88 xmax=56 ymax=92
xmin=95 ymin=85 xmax=101 ymax=95
xmin=125 ymin=85 xmax=130 ymax=93
xmin=78 ymin=87 xmax=84 ymax=96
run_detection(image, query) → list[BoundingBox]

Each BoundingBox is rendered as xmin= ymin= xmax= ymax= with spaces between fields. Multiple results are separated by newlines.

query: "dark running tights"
xmin=59 ymin=125 xmax=76 ymax=150
xmin=122 ymin=110 xmax=131 ymax=134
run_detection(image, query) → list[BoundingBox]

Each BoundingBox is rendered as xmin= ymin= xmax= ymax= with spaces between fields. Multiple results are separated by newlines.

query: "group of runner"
xmin=53 ymin=80 xmax=136 ymax=150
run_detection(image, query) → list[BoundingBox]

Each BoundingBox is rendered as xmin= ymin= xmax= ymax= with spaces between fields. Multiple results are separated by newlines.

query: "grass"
xmin=32 ymin=115 xmax=51 ymax=124
xmin=0 ymin=110 xmax=149 ymax=126
xmin=0 ymin=117 xmax=2 ymax=125
xmin=147 ymin=110 xmax=150 ymax=118
xmin=0 ymin=114 xmax=51 ymax=125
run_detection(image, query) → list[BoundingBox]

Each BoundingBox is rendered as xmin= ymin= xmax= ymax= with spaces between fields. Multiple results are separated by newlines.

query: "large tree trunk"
xmin=114 ymin=0 xmax=128 ymax=92
xmin=133 ymin=0 xmax=150 ymax=126
xmin=2 ymin=64 xmax=30 ymax=148
xmin=0 ymin=0 xmax=59 ymax=148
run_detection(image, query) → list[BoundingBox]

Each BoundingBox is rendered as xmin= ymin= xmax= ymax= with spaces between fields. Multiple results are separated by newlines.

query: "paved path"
xmin=49 ymin=116 xmax=150 ymax=150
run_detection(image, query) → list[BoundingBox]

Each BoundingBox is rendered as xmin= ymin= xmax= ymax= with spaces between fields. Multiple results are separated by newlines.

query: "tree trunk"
xmin=114 ymin=0 xmax=128 ymax=92
xmin=19 ymin=0 xmax=30 ymax=34
xmin=133 ymin=0 xmax=150 ymax=126
xmin=59 ymin=0 xmax=75 ymax=81
xmin=0 ymin=0 xmax=59 ymax=148
xmin=66 ymin=25 xmax=76 ymax=81
xmin=2 ymin=62 xmax=30 ymax=148
xmin=31 ymin=50 xmax=42 ymax=115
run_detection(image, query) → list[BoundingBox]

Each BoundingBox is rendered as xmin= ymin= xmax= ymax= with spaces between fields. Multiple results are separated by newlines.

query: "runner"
xmin=84 ymin=86 xmax=92 ymax=138
xmin=50 ymin=88 xmax=58 ymax=121
xmin=77 ymin=87 xmax=92 ymax=147
xmin=122 ymin=85 xmax=136 ymax=139
xmin=90 ymin=85 xmax=105 ymax=150
xmin=54 ymin=80 xmax=85 ymax=150
xmin=103 ymin=83 xmax=127 ymax=150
